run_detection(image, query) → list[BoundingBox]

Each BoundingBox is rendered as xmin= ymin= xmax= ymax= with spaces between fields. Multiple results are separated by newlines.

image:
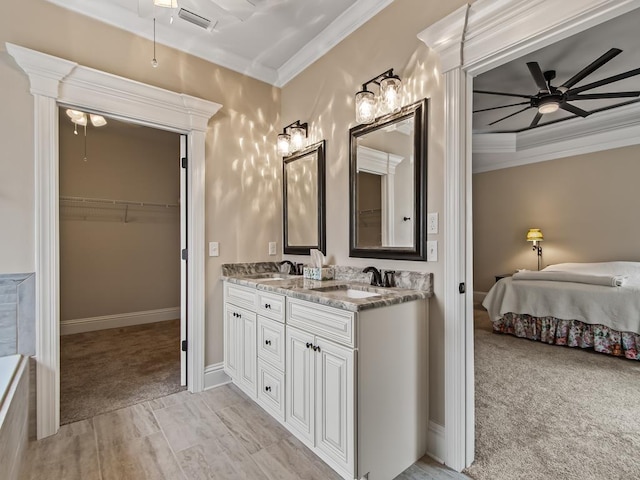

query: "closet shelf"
xmin=60 ymin=195 xmax=179 ymax=223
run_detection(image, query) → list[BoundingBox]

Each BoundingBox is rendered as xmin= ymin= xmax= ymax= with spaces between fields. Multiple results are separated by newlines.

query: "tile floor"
xmin=21 ymin=383 xmax=467 ymax=480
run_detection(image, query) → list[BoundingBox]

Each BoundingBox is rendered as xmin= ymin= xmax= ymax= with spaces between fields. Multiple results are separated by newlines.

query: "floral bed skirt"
xmin=493 ymin=313 xmax=640 ymax=360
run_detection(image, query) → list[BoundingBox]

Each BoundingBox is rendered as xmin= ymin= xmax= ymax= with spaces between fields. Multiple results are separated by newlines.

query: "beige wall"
xmin=59 ymin=115 xmax=180 ymax=320
xmin=0 ymin=0 xmax=281 ymax=364
xmin=473 ymin=144 xmax=640 ymax=293
xmin=281 ymin=0 xmax=469 ymax=426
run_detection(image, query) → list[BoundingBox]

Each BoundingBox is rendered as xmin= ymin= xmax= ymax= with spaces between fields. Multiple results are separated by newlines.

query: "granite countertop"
xmin=221 ymin=273 xmax=432 ymax=312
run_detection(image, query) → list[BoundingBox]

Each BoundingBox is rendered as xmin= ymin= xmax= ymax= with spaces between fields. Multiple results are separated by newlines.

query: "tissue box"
xmin=303 ymin=266 xmax=334 ymax=281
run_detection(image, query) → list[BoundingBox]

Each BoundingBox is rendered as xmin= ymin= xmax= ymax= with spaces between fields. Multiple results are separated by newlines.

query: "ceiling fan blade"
xmin=567 ymin=67 xmax=640 ymax=95
xmin=560 ymin=48 xmax=622 ymax=89
xmin=474 ymin=90 xmax=531 ymax=99
xmin=526 ymin=62 xmax=549 ymax=91
xmin=473 ymin=101 xmax=530 ymax=113
xmin=560 ymin=103 xmax=590 ymax=117
xmin=530 ymin=112 xmax=543 ymax=128
xmin=567 ymin=91 xmax=640 ymax=100
xmin=488 ymin=106 xmax=532 ymax=126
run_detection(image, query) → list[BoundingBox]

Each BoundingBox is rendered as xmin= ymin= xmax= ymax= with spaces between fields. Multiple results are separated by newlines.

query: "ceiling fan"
xmin=474 ymin=48 xmax=640 ymax=129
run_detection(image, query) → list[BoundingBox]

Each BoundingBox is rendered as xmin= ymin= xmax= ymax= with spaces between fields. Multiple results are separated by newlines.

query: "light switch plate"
xmin=427 ymin=212 xmax=438 ymax=234
xmin=268 ymin=242 xmax=277 ymax=256
xmin=208 ymin=241 xmax=219 ymax=257
xmin=427 ymin=240 xmax=438 ymax=261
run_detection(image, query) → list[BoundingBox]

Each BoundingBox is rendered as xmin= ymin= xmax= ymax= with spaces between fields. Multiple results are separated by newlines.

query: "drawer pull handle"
xmin=312 ymin=345 xmax=321 ymax=352
xmin=265 ymin=303 xmax=271 ymax=309
xmin=265 ymin=386 xmax=271 ymax=392
xmin=265 ymin=340 xmax=272 ymax=346
xmin=306 ymin=342 xmax=312 ymax=349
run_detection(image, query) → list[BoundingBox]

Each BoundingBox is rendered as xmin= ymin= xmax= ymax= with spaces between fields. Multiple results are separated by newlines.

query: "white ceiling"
xmin=46 ymin=0 xmax=393 ymax=86
xmin=473 ymin=7 xmax=640 ymax=134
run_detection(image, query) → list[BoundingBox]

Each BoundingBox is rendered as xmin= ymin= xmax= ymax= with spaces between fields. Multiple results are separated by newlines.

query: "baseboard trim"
xmin=204 ymin=362 xmax=231 ymax=390
xmin=426 ymin=420 xmax=446 ymax=464
xmin=60 ymin=307 xmax=180 ymax=335
xmin=473 ymin=291 xmax=487 ymax=304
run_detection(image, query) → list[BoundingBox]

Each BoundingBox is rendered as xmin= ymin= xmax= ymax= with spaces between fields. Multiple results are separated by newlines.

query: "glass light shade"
xmin=379 ymin=75 xmax=402 ymax=113
xmin=538 ymin=102 xmax=559 ymax=114
xmin=73 ymin=113 xmax=88 ymax=126
xmin=277 ymin=133 xmax=291 ymax=156
xmin=154 ymin=0 xmax=177 ymax=7
xmin=290 ymin=126 xmax=306 ymax=152
xmin=66 ymin=109 xmax=84 ymax=121
xmin=355 ymin=90 xmax=376 ymax=124
xmin=89 ymin=114 xmax=107 ymax=127
xmin=526 ymin=228 xmax=544 ymax=242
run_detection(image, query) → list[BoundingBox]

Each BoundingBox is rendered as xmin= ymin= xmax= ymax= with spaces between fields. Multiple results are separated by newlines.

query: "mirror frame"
xmin=349 ymin=98 xmax=428 ymax=260
xmin=283 ymin=140 xmax=326 ymax=255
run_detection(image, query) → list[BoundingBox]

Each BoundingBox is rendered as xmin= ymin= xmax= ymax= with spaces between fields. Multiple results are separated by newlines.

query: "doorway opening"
xmin=58 ymin=109 xmax=187 ymax=424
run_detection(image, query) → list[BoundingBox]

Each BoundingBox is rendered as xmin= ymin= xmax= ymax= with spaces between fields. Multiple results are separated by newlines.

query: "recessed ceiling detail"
xmin=45 ymin=0 xmax=394 ymax=86
xmin=473 ymin=8 xmax=640 ymax=134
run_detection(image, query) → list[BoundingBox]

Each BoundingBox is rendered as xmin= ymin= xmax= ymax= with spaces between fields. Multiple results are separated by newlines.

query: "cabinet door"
xmin=238 ymin=310 xmax=257 ymax=398
xmin=223 ymin=304 xmax=239 ymax=380
xmin=286 ymin=326 xmax=315 ymax=444
xmin=315 ymin=337 xmax=355 ymax=474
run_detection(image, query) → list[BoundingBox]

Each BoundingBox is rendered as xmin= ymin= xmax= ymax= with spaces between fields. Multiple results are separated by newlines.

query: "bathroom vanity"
xmin=222 ymin=265 xmax=432 ymax=480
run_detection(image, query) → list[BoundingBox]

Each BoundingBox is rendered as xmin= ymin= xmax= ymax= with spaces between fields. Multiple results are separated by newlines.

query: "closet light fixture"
xmin=355 ymin=68 xmax=403 ymax=124
xmin=277 ymin=120 xmax=308 ymax=156
xmin=65 ymin=109 xmax=107 ymax=161
xmin=526 ymin=228 xmax=544 ymax=270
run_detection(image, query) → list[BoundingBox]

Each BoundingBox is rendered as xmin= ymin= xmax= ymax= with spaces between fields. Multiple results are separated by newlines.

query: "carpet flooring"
xmin=60 ymin=319 xmax=184 ymax=425
xmin=465 ymin=307 xmax=640 ymax=480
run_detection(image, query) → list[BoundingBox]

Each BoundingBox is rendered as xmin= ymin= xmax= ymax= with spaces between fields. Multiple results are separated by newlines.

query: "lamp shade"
xmin=379 ymin=75 xmax=402 ymax=114
xmin=526 ymin=228 xmax=544 ymax=242
xmin=355 ymin=90 xmax=376 ymax=124
xmin=290 ymin=126 xmax=306 ymax=152
xmin=277 ymin=133 xmax=291 ymax=156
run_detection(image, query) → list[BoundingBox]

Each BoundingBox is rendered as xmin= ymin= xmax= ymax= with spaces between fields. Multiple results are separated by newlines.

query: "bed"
xmin=482 ymin=261 xmax=640 ymax=360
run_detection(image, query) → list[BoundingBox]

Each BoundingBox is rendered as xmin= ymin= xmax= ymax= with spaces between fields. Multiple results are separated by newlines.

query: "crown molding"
xmin=275 ymin=0 xmax=394 ymax=87
xmin=46 ymin=0 xmax=394 ymax=87
xmin=473 ymin=102 xmax=640 ymax=173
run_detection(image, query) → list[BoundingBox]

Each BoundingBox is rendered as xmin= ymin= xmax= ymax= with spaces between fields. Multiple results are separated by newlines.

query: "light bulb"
xmin=355 ymin=90 xmax=376 ymax=124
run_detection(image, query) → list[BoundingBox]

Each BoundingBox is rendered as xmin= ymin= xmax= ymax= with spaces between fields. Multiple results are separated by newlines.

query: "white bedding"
xmin=482 ymin=262 xmax=640 ymax=334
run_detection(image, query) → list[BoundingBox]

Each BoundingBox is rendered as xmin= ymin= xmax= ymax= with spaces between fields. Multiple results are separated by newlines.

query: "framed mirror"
xmin=349 ymin=99 xmax=428 ymax=260
xmin=283 ymin=140 xmax=326 ymax=255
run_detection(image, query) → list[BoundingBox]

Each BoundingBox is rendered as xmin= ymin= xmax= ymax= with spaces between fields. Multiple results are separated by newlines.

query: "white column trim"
xmin=418 ymin=0 xmax=640 ymax=472
xmin=7 ymin=43 xmax=221 ymax=439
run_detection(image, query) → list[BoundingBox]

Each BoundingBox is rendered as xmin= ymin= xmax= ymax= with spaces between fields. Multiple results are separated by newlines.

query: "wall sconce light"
xmin=355 ymin=68 xmax=403 ymax=124
xmin=526 ymin=228 xmax=544 ymax=270
xmin=277 ymin=120 xmax=308 ymax=156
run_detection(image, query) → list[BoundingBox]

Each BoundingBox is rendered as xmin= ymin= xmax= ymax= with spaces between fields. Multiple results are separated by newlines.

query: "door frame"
xmin=7 ymin=43 xmax=222 ymax=439
xmin=418 ymin=0 xmax=640 ymax=471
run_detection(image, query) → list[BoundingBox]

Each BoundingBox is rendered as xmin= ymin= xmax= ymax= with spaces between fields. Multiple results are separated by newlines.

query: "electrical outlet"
xmin=208 ymin=241 xmax=219 ymax=257
xmin=268 ymin=242 xmax=277 ymax=256
xmin=427 ymin=240 xmax=438 ymax=261
xmin=427 ymin=212 xmax=438 ymax=234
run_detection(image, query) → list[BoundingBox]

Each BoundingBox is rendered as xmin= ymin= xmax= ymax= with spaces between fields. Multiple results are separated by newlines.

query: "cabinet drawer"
xmin=224 ymin=283 xmax=256 ymax=311
xmin=256 ymin=290 xmax=285 ymax=322
xmin=257 ymin=316 xmax=285 ymax=371
xmin=287 ymin=298 xmax=356 ymax=348
xmin=257 ymin=359 xmax=285 ymax=421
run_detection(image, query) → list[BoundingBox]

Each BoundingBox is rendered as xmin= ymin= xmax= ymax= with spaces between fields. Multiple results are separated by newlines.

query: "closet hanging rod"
xmin=60 ymin=195 xmax=179 ymax=209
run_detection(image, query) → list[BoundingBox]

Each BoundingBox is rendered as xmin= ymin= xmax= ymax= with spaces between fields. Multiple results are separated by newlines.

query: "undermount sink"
xmin=310 ymin=284 xmax=383 ymax=299
xmin=243 ymin=273 xmax=296 ymax=281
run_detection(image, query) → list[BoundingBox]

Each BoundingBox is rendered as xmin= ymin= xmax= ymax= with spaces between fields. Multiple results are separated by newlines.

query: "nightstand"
xmin=495 ymin=273 xmax=513 ymax=283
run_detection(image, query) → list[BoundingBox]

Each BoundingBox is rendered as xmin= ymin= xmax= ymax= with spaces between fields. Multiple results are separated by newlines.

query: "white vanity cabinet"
xmin=224 ymin=282 xmax=286 ymax=417
xmin=223 ymin=279 xmax=428 ymax=480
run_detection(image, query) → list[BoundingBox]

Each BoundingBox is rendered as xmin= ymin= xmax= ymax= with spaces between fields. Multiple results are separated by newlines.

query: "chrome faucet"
xmin=363 ymin=266 xmax=383 ymax=287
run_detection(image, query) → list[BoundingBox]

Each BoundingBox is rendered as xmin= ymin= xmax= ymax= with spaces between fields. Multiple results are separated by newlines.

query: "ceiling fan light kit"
xmin=475 ymin=48 xmax=640 ymax=131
